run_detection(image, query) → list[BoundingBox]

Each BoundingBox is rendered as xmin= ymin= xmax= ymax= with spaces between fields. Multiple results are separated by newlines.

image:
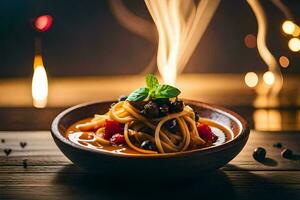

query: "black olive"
xmin=194 ymin=111 xmax=200 ymax=122
xmin=169 ymin=100 xmax=184 ymax=113
xmin=273 ymin=142 xmax=282 ymax=148
xmin=154 ymin=98 xmax=170 ymax=106
xmin=118 ymin=95 xmax=128 ymax=102
xmin=281 ymin=148 xmax=293 ymax=158
xmin=253 ymin=147 xmax=266 ymax=161
xmin=164 ymin=119 xmax=179 ymax=133
xmin=140 ymin=140 xmax=156 ymax=151
xmin=142 ymin=101 xmax=159 ymax=118
xmin=159 ymin=104 xmax=169 ymax=116
xmin=129 ymin=101 xmax=148 ymax=111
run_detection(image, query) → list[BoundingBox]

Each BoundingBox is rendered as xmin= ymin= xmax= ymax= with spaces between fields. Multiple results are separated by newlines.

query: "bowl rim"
xmin=51 ymin=99 xmax=250 ymax=158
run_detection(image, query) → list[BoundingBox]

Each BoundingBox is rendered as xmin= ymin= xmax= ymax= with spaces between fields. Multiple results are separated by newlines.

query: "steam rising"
xmin=145 ymin=0 xmax=220 ymax=85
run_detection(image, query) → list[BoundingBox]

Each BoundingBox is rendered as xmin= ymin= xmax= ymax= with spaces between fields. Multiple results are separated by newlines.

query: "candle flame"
xmin=145 ymin=0 xmax=220 ymax=85
xmin=32 ymin=55 xmax=48 ymax=108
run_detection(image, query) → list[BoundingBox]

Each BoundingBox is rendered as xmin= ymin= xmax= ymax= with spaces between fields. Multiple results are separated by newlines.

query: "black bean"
xmin=129 ymin=101 xmax=148 ymax=111
xmin=159 ymin=104 xmax=169 ymax=116
xmin=154 ymin=98 xmax=169 ymax=106
xmin=281 ymin=148 xmax=293 ymax=158
xmin=142 ymin=101 xmax=159 ymax=118
xmin=253 ymin=147 xmax=266 ymax=161
xmin=164 ymin=119 xmax=179 ymax=133
xmin=4 ymin=148 xmax=12 ymax=156
xmin=169 ymin=100 xmax=184 ymax=113
xmin=273 ymin=142 xmax=282 ymax=148
xmin=1 ymin=139 xmax=5 ymax=143
xmin=20 ymin=142 xmax=27 ymax=148
xmin=118 ymin=95 xmax=128 ymax=102
xmin=140 ymin=140 xmax=156 ymax=151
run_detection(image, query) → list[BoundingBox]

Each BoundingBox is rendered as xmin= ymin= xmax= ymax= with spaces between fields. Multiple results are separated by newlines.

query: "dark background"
xmin=0 ymin=0 xmax=299 ymax=78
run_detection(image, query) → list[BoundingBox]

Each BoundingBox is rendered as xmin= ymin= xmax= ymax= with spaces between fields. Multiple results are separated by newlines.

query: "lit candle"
xmin=31 ymin=15 xmax=53 ymax=108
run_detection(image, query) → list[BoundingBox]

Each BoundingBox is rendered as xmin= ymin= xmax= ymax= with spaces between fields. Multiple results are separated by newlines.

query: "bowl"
xmin=51 ymin=100 xmax=250 ymax=180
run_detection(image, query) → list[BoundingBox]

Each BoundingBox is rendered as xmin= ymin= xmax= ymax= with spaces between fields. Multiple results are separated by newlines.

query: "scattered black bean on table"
xmin=281 ymin=148 xmax=293 ymax=158
xmin=20 ymin=142 xmax=27 ymax=148
xmin=253 ymin=147 xmax=266 ymax=161
xmin=273 ymin=142 xmax=282 ymax=148
xmin=4 ymin=148 xmax=12 ymax=156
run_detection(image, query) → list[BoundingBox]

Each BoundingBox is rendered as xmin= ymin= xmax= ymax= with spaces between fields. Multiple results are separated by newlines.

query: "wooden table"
xmin=0 ymin=75 xmax=300 ymax=199
xmin=1 ymin=130 xmax=300 ymax=199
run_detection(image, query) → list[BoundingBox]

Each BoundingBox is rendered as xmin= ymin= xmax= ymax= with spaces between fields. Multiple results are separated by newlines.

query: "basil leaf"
xmin=127 ymin=87 xmax=149 ymax=101
xmin=146 ymin=74 xmax=159 ymax=90
xmin=154 ymin=84 xmax=181 ymax=99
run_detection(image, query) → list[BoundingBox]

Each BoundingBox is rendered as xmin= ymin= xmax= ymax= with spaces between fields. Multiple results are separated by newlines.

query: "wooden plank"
xmin=0 ymin=131 xmax=300 ymax=200
xmin=0 ymin=108 xmax=64 ymax=131
xmin=1 ymin=131 xmax=300 ymax=171
xmin=0 ymin=171 xmax=299 ymax=200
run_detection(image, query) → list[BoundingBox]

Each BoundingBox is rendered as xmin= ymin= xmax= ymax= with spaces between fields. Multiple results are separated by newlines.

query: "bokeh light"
xmin=244 ymin=34 xmax=257 ymax=48
xmin=282 ymin=20 xmax=296 ymax=35
xmin=292 ymin=27 xmax=300 ymax=37
xmin=279 ymin=56 xmax=290 ymax=68
xmin=263 ymin=71 xmax=275 ymax=86
xmin=34 ymin=15 xmax=53 ymax=32
xmin=244 ymin=72 xmax=258 ymax=88
xmin=288 ymin=38 xmax=300 ymax=52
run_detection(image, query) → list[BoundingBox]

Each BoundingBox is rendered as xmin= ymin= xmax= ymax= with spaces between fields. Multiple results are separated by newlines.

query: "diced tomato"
xmin=110 ymin=133 xmax=125 ymax=145
xmin=197 ymin=123 xmax=218 ymax=143
xmin=103 ymin=119 xmax=124 ymax=140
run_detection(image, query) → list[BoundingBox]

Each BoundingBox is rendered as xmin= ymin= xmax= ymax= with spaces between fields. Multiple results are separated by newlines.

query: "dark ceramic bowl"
xmin=51 ymin=100 xmax=250 ymax=180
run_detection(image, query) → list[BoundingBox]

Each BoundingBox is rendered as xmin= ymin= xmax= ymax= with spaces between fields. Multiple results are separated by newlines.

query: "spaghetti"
xmin=71 ymin=100 xmax=232 ymax=154
xmin=66 ymin=74 xmax=233 ymax=154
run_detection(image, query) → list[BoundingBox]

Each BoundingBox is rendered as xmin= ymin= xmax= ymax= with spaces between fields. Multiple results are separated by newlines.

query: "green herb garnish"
xmin=127 ymin=74 xmax=181 ymax=101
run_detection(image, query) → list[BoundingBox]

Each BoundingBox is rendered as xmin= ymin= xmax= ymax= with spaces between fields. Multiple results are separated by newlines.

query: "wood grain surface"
xmin=0 ymin=130 xmax=300 ymax=200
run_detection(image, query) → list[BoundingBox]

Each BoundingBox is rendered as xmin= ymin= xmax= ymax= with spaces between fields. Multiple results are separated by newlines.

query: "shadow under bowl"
xmin=51 ymin=100 xmax=250 ymax=180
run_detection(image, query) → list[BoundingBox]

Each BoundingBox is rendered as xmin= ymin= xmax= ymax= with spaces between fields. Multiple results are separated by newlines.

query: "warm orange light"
xmin=263 ymin=71 xmax=275 ymax=86
xmin=35 ymin=15 xmax=53 ymax=32
xmin=244 ymin=34 xmax=256 ymax=48
xmin=288 ymin=38 xmax=300 ymax=52
xmin=254 ymin=109 xmax=282 ymax=131
xmin=282 ymin=20 xmax=296 ymax=35
xmin=32 ymin=55 xmax=48 ymax=108
xmin=292 ymin=27 xmax=300 ymax=37
xmin=244 ymin=72 xmax=258 ymax=88
xmin=279 ymin=56 xmax=289 ymax=68
xmin=247 ymin=0 xmax=283 ymax=96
